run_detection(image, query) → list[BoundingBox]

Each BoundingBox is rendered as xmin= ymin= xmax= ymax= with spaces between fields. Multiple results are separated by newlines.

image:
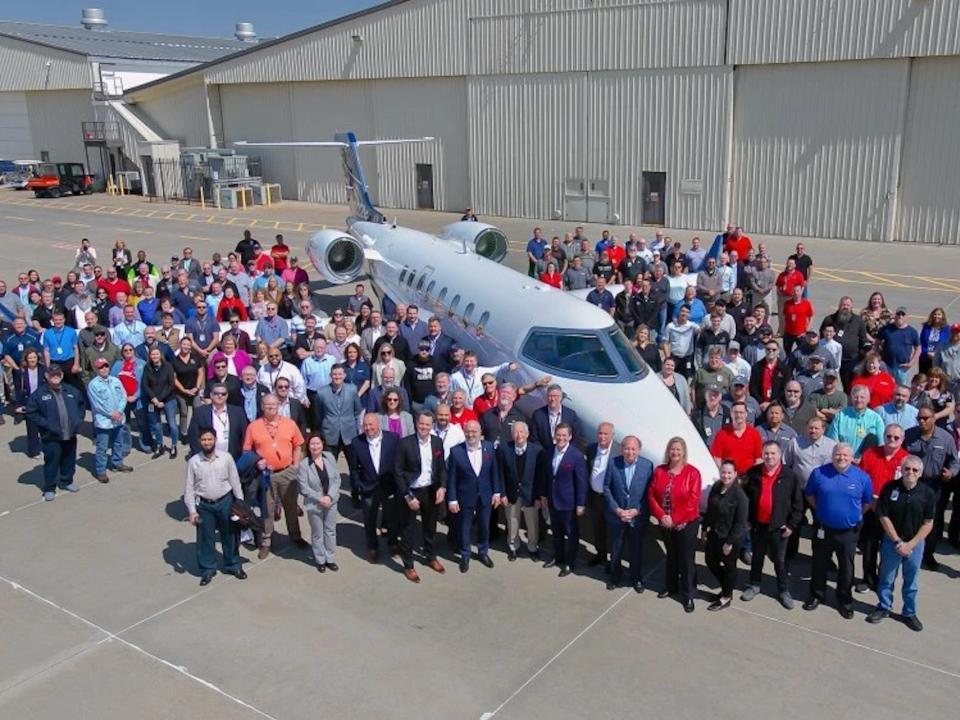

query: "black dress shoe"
xmin=803 ymin=597 xmax=821 ymax=611
xmin=657 ymin=589 xmax=671 ymax=599
xmin=543 ymin=559 xmax=557 ymax=568
xmin=902 ymin=614 xmax=923 ymax=632
xmin=234 ymin=569 xmax=247 ymax=580
xmin=866 ymin=609 xmax=888 ymax=624
xmin=683 ymin=599 xmax=695 ymax=613
xmin=854 ymin=581 xmax=869 ymax=594
xmin=606 ymin=580 xmax=618 ymax=590
xmin=199 ymin=575 xmax=213 ymax=586
xmin=707 ymin=598 xmax=730 ymax=612
xmin=922 ymin=557 xmax=940 ymax=571
xmin=151 ymin=448 xmax=165 ymax=459
xmin=507 ymin=550 xmax=517 ymax=562
xmin=325 ymin=562 xmax=339 ymax=572
xmin=169 ymin=446 xmax=178 ymax=459
xmin=316 ymin=564 xmax=326 ymax=573
xmin=838 ymin=605 xmax=854 ymax=620
xmin=528 ymin=550 xmax=541 ymax=561
xmin=633 ymin=582 xmax=645 ymax=594
xmin=587 ymin=555 xmax=604 ymax=567
xmin=479 ymin=554 xmax=494 ymax=568
xmin=558 ymin=566 xmax=571 ymax=577
xmin=459 ymin=559 xmax=469 ymax=573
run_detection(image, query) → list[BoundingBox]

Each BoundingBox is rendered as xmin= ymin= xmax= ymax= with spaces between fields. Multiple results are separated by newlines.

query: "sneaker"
xmin=95 ymin=474 xmax=109 ymax=484
xmin=854 ymin=581 xmax=869 ymax=593
xmin=866 ymin=609 xmax=888 ymax=624
xmin=902 ymin=615 xmax=923 ymax=632
xmin=42 ymin=491 xmax=55 ymax=502
xmin=778 ymin=591 xmax=795 ymax=610
xmin=707 ymin=598 xmax=731 ymax=611
xmin=740 ymin=585 xmax=760 ymax=602
xmin=113 ymin=464 xmax=134 ymax=473
xmin=62 ymin=483 xmax=79 ymax=493
xmin=739 ymin=549 xmax=753 ymax=566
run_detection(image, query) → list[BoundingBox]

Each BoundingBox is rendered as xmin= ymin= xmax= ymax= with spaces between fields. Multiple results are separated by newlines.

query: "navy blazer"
xmin=14 ymin=364 xmax=47 ymax=406
xmin=187 ymin=404 xmax=248 ymax=460
xmin=447 ymin=441 xmax=502 ymax=508
xmin=497 ymin=440 xmax=544 ymax=506
xmin=350 ymin=430 xmax=400 ymax=495
xmin=541 ymin=444 xmax=588 ymax=512
xmin=603 ymin=456 xmax=654 ymax=528
xmin=530 ymin=405 xmax=582 ymax=450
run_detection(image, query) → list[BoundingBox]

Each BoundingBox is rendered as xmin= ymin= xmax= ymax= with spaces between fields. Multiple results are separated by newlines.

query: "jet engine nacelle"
xmin=438 ymin=221 xmax=509 ymax=263
xmin=305 ymin=229 xmax=366 ymax=285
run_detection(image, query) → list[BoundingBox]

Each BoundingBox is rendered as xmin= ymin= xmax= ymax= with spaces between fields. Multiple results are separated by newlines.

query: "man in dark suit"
xmin=350 ymin=413 xmax=401 ymax=563
xmin=496 ymin=420 xmax=544 ymax=560
xmin=447 ymin=419 xmax=502 ymax=573
xmin=423 ymin=316 xmax=455 ymax=372
xmin=530 ymin=384 xmax=582 ymax=450
xmin=604 ymin=436 xmax=654 ymax=592
xmin=237 ymin=365 xmax=268 ymax=422
xmin=204 ymin=360 xmax=242 ymax=407
xmin=479 ymin=383 xmax=526 ymax=450
xmin=540 ymin=422 xmax=588 ymax=576
xmin=740 ymin=441 xmax=804 ymax=609
xmin=394 ymin=409 xmax=447 ymax=583
xmin=188 ymin=381 xmax=248 ymax=459
xmin=585 ymin=422 xmax=618 ymax=569
xmin=274 ymin=378 xmax=308 ymax=432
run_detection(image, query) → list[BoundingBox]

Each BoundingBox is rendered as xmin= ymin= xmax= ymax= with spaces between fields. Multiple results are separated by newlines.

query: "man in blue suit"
xmin=350 ymin=412 xmax=401 ymax=563
xmin=604 ymin=435 xmax=654 ymax=592
xmin=447 ymin=419 xmax=502 ymax=573
xmin=530 ymin=384 xmax=582 ymax=451
xmin=540 ymin=422 xmax=588 ymax=576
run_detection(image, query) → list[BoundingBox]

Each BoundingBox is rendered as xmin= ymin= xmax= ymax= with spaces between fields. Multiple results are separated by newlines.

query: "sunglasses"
xmin=902 ymin=467 xmax=921 ymax=473
xmin=885 ymin=434 xmax=902 ymax=440
xmin=276 ymin=384 xmax=289 ymax=390
xmin=211 ymin=391 xmax=227 ymax=396
xmin=483 ymin=381 xmax=496 ymax=386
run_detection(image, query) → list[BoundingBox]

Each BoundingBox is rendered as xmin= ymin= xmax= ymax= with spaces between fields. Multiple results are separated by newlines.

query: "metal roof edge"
xmin=0 ymin=30 xmax=89 ymax=59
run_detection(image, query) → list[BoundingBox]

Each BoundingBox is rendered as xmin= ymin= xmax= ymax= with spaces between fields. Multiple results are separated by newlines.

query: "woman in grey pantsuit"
xmin=298 ymin=434 xmax=340 ymax=573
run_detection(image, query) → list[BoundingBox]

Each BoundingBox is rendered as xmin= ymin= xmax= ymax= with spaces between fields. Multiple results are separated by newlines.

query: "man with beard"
xmin=820 ymin=296 xmax=867 ymax=388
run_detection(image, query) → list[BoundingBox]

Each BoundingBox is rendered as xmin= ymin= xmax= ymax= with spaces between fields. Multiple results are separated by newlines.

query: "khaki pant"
xmin=504 ymin=501 xmax=540 ymax=553
xmin=263 ymin=466 xmax=302 ymax=548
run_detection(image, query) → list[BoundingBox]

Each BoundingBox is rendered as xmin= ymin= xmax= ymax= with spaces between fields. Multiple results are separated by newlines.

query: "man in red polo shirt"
xmin=775 ymin=258 xmax=806 ymax=335
xmin=711 ymin=402 xmax=763 ymax=475
xmin=724 ymin=227 xmax=753 ymax=260
xmin=857 ymin=422 xmax=908 ymax=592
xmin=472 ymin=374 xmax=500 ymax=416
xmin=782 ymin=284 xmax=814 ymax=355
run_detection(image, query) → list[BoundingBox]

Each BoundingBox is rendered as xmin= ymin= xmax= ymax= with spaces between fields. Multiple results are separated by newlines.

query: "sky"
xmin=0 ymin=1 xmax=385 ymax=39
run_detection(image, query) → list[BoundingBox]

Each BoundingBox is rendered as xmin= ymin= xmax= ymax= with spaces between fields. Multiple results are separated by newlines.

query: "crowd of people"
xmin=2 ymin=222 xmax=953 ymax=630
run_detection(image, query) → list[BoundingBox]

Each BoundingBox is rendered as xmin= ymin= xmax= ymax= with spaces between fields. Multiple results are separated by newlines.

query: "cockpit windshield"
xmin=520 ymin=327 xmax=649 ymax=381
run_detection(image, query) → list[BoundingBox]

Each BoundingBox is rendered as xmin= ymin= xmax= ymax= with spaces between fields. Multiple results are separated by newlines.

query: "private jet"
xmin=233 ymin=133 xmax=718 ymax=488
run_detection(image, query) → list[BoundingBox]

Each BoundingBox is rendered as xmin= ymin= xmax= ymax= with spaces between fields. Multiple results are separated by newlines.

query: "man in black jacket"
xmin=394 ymin=410 xmax=447 ymax=583
xmin=819 ymin=296 xmax=867 ymax=387
xmin=496 ymin=421 xmax=544 ymax=561
xmin=350 ymin=413 xmax=401 ymax=563
xmin=740 ymin=441 xmax=804 ymax=609
xmin=188 ymin=382 xmax=248 ymax=460
xmin=25 ymin=365 xmax=85 ymax=501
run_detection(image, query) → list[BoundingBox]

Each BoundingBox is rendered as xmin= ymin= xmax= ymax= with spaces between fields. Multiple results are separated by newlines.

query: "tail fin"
xmin=233 ymin=133 xmax=434 ymax=224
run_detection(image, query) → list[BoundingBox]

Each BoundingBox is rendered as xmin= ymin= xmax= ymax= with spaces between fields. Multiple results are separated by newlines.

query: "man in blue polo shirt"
xmin=41 ymin=311 xmax=80 ymax=388
xmin=586 ymin=276 xmax=615 ymax=317
xmin=878 ymin=307 xmax=920 ymax=386
xmin=526 ymin=227 xmax=548 ymax=278
xmin=803 ymin=442 xmax=874 ymax=619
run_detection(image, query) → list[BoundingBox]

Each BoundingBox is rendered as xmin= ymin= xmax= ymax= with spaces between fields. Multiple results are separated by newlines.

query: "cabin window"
xmin=520 ymin=331 xmax=618 ymax=378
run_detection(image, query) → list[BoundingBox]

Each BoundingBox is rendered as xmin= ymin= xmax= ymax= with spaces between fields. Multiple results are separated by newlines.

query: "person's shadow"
xmin=162 ymin=538 xmax=198 ymax=577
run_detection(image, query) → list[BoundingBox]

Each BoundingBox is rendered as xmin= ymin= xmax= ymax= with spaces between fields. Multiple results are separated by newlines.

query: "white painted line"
xmin=57 ymin=221 xmax=91 ymax=228
xmin=4 ymin=215 xmax=34 ymax=222
xmin=730 ymin=605 xmax=960 ymax=680
xmin=0 ymin=573 xmax=279 ymax=719
xmin=481 ymin=559 xmax=665 ymax=719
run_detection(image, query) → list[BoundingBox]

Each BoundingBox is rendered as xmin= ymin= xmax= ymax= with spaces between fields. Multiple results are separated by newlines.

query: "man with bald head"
xmin=447 ymin=419 xmax=501 ymax=573
xmin=604 ymin=436 xmax=654 ymax=592
xmin=803 ymin=443 xmax=874 ymax=618
xmin=350 ymin=412 xmax=401 ymax=563
xmin=497 ymin=420 xmax=544 ymax=561
xmin=586 ymin=422 xmax=617 ymax=569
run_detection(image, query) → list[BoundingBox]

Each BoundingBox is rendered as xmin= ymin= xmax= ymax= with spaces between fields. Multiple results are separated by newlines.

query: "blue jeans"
xmin=891 ymin=366 xmax=911 ymax=386
xmin=148 ymin=398 xmax=178 ymax=449
xmin=93 ymin=425 xmax=127 ymax=475
xmin=877 ymin=536 xmax=923 ymax=616
xmin=196 ymin=492 xmax=241 ymax=578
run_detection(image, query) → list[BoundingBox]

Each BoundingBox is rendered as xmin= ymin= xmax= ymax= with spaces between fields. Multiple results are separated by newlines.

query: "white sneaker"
xmin=42 ymin=491 xmax=55 ymax=502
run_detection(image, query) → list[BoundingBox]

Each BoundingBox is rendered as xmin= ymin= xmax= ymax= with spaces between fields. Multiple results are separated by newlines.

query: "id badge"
xmin=890 ymin=490 xmax=900 ymax=502
xmin=817 ymin=528 xmax=825 ymax=540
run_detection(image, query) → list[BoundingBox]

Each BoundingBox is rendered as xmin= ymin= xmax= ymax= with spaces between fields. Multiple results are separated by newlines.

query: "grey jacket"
xmin=313 ymin=383 xmax=364 ymax=446
xmin=377 ymin=411 xmax=415 ymax=438
xmin=297 ymin=452 xmax=341 ymax=509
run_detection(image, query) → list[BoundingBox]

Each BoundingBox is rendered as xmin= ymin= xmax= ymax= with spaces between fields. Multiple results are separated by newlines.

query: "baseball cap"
xmin=705 ymin=383 xmax=721 ymax=394
xmin=951 ymin=323 xmax=960 ymax=334
xmin=417 ymin=339 xmax=431 ymax=351
xmin=51 ymin=275 xmax=62 ymax=283
xmin=94 ymin=358 xmax=109 ymax=369
xmin=728 ymin=340 xmax=740 ymax=351
xmin=732 ymin=375 xmax=748 ymax=386
xmin=93 ymin=325 xmax=108 ymax=335
xmin=759 ymin=324 xmax=773 ymax=335
xmin=804 ymin=330 xmax=818 ymax=338
xmin=808 ymin=355 xmax=824 ymax=364
xmin=824 ymin=368 xmax=840 ymax=379
xmin=895 ymin=306 xmax=908 ymax=315
xmin=46 ymin=365 xmax=63 ymax=376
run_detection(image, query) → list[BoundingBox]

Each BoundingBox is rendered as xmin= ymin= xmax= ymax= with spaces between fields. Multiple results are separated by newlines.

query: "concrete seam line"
xmin=0 ymin=574 xmax=279 ymax=720
xmin=480 ymin=558 xmax=665 ymax=719
xmin=730 ymin=605 xmax=960 ymax=680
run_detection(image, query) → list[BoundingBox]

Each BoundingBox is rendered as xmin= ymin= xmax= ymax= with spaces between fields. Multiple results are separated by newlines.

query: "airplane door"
xmin=416 ymin=164 xmax=434 ymax=209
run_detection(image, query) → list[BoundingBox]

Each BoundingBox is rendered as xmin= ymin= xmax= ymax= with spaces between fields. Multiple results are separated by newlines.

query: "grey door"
xmin=641 ymin=171 xmax=666 ymax=225
xmin=416 ymin=163 xmax=434 ymax=209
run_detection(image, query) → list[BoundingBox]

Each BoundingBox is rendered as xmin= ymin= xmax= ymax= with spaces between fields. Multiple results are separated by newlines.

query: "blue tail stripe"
xmin=335 ymin=131 xmax=384 ymax=223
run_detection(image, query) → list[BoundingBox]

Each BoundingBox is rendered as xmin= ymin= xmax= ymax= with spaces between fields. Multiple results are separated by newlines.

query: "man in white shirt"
xmin=449 ymin=350 xmax=517 ymax=405
xmin=586 ymin=422 xmax=617 ymax=568
xmin=183 ymin=427 xmax=245 ymax=586
xmin=257 ymin=348 xmax=307 ymax=404
xmin=432 ymin=403 xmax=465 ymax=460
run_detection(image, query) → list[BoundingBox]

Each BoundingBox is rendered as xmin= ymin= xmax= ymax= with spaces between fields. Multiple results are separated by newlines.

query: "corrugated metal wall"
xmin=589 ymin=68 xmax=730 ymax=229
xmin=206 ymin=0 xmax=469 ymax=84
xmin=468 ymin=73 xmax=586 ymax=221
xmin=732 ymin=60 xmax=907 ymax=241
xmin=470 ymin=0 xmax=725 ymax=75
xmin=131 ymin=78 xmax=212 ymax=147
xmin=897 ymin=57 xmax=960 ymax=245
xmin=729 ymin=0 xmax=960 ymax=65
xmin=0 ymin=37 xmax=89 ymax=92
xmin=0 ymin=92 xmax=34 ymax=158
xmin=25 ymin=90 xmax=94 ymax=164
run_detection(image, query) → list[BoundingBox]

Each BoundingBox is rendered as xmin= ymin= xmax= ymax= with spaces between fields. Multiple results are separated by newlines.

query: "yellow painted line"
xmin=227 ymin=217 xmax=239 ymax=225
xmin=179 ymin=234 xmax=212 ymax=242
xmin=4 ymin=215 xmax=34 ymax=222
xmin=812 ymin=268 xmax=852 ymax=283
xmin=57 ymin=221 xmax=91 ymax=228
xmin=146 ymin=210 xmax=157 ymax=217
xmin=917 ymin=276 xmax=960 ymax=293
xmin=116 ymin=228 xmax=153 ymax=235
xmin=856 ymin=271 xmax=908 ymax=288
xmin=297 ymin=223 xmax=304 ymax=231
xmin=163 ymin=212 xmax=175 ymax=219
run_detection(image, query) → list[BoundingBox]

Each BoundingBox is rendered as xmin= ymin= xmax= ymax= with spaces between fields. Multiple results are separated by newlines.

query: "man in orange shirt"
xmin=858 ymin=423 xmax=907 ymax=592
xmin=782 ymin=284 xmax=814 ymax=354
xmin=243 ymin=393 xmax=308 ymax=559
